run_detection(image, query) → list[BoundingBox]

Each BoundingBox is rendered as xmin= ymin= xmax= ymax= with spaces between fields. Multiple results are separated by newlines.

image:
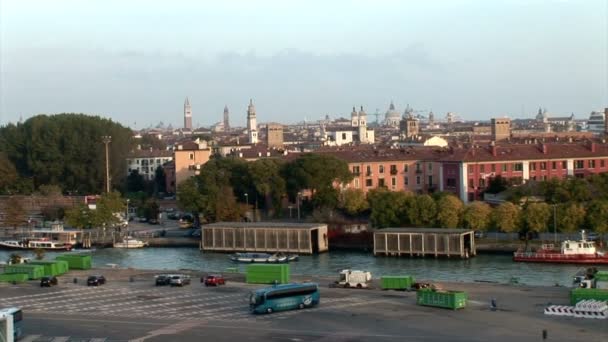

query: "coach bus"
xmin=0 ymin=307 xmax=23 ymax=340
xmin=249 ymin=283 xmax=320 ymax=314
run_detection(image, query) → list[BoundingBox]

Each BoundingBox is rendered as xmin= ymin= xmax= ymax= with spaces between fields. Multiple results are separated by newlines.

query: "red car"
xmin=202 ymin=274 xmax=226 ymax=286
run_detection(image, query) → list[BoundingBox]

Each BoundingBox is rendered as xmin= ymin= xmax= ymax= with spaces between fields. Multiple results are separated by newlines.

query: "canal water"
xmin=0 ymin=248 xmax=584 ymax=287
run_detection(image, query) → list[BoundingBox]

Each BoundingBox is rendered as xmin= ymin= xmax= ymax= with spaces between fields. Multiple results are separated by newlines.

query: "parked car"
xmin=474 ymin=231 xmax=485 ymax=239
xmin=155 ymin=274 xmax=173 ymax=286
xmin=40 ymin=276 xmax=58 ymax=287
xmin=202 ymin=274 xmax=226 ymax=286
xmin=170 ymin=275 xmax=191 ymax=287
xmin=87 ymin=275 xmax=106 ymax=286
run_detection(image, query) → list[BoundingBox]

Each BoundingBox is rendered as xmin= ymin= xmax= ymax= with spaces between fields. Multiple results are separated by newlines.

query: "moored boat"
xmin=0 ymin=239 xmax=73 ymax=251
xmin=513 ymin=231 xmax=608 ymax=265
xmin=230 ymin=252 xmax=298 ymax=263
xmin=113 ymin=237 xmax=148 ymax=249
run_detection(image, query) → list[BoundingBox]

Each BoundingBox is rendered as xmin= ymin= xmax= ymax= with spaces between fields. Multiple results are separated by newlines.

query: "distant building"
xmin=126 ymin=149 xmax=173 ymax=180
xmin=321 ymin=106 xmax=374 ymax=146
xmin=384 ymin=101 xmax=401 ymax=128
xmin=223 ymin=105 xmax=230 ymax=132
xmin=247 ymin=99 xmax=258 ymax=144
xmin=586 ymin=111 xmax=605 ymax=133
xmin=184 ymin=97 xmax=192 ymax=131
xmin=491 ymin=118 xmax=511 ymax=141
xmin=400 ymin=108 xmax=420 ymax=139
xmin=266 ymin=123 xmax=284 ymax=148
xmin=173 ymin=140 xmax=212 ymax=186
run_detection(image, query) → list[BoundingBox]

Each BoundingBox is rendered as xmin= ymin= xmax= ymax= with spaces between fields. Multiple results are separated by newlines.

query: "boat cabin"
xmin=561 ymin=240 xmax=596 ymax=255
xmin=30 ymin=223 xmax=82 ymax=245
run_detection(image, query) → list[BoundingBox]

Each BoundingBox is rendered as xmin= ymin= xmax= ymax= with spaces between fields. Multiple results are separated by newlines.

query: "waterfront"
xmin=0 ymin=247 xmax=584 ymax=286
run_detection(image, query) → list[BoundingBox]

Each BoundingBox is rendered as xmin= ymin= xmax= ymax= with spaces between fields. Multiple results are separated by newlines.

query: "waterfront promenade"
xmin=1 ymin=267 xmax=606 ymax=341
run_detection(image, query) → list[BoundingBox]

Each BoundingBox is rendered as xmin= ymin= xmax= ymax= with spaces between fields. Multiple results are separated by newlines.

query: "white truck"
xmin=336 ymin=269 xmax=372 ymax=289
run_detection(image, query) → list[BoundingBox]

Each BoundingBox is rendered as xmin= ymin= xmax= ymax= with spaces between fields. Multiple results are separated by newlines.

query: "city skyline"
xmin=1 ymin=0 xmax=607 ymax=127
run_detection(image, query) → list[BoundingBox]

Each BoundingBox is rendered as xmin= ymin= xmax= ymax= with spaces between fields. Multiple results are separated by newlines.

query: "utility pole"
xmin=553 ymin=204 xmax=557 ymax=244
xmin=102 ymin=136 xmax=112 ymax=193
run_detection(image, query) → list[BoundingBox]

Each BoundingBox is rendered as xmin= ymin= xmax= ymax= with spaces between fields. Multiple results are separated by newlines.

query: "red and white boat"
xmin=513 ymin=231 xmax=608 ymax=264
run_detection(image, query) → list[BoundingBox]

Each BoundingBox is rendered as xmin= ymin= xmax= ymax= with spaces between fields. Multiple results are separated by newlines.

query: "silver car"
xmin=170 ymin=274 xmax=191 ymax=287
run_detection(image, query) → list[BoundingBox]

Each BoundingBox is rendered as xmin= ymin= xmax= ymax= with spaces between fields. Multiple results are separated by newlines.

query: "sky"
xmin=1 ymin=0 xmax=607 ymax=128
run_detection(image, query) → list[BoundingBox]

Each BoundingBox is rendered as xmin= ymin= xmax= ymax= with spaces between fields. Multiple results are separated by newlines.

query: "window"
xmin=352 ymin=166 xmax=360 ymax=175
xmin=540 ymin=162 xmax=547 ymax=170
xmin=354 ymin=179 xmax=360 ymax=188
xmin=446 ymin=178 xmax=456 ymax=187
xmin=428 ymin=176 xmax=433 ymax=186
xmin=529 ymin=163 xmax=536 ymax=171
xmin=501 ymin=164 xmax=507 ymax=172
xmin=404 ymin=176 xmax=409 ymax=185
xmin=416 ymin=163 xmax=421 ymax=172
xmin=575 ymin=160 xmax=584 ymax=169
xmin=404 ymin=164 xmax=409 ymax=172
xmin=416 ymin=176 xmax=421 ymax=185
xmin=136 ymin=160 xmax=140 ymax=164
xmin=365 ymin=179 xmax=373 ymax=187
xmin=469 ymin=179 xmax=474 ymax=188
xmin=391 ymin=177 xmax=396 ymax=187
xmin=480 ymin=165 xmax=485 ymax=173
xmin=589 ymin=160 xmax=596 ymax=169
xmin=514 ymin=163 xmax=523 ymax=172
xmin=602 ymin=160 xmax=606 ymax=168
xmin=266 ymin=285 xmax=318 ymax=300
xmin=378 ymin=178 xmax=385 ymax=187
xmin=562 ymin=161 xmax=567 ymax=169
xmin=379 ymin=165 xmax=384 ymax=174
xmin=366 ymin=165 xmax=372 ymax=176
xmin=491 ymin=164 xmax=496 ymax=172
xmin=428 ymin=163 xmax=433 ymax=171
xmin=189 ymin=153 xmax=194 ymax=160
xmin=468 ymin=165 xmax=474 ymax=174
xmin=552 ymin=161 xmax=557 ymax=170
xmin=341 ymin=133 xmax=347 ymax=140
xmin=479 ymin=178 xmax=486 ymax=188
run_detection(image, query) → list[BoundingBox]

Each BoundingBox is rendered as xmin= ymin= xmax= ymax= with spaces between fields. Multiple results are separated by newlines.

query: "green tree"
xmin=143 ymin=199 xmax=160 ymax=222
xmin=154 ymin=166 xmax=167 ymax=194
xmin=522 ymin=202 xmax=551 ymax=233
xmin=126 ymin=170 xmax=147 ymax=193
xmin=492 ymin=202 xmax=521 ymax=233
xmin=34 ymin=248 xmax=45 ymax=260
xmin=9 ymin=253 xmax=22 ymax=265
xmin=91 ymin=191 xmax=126 ymax=228
xmin=338 ymin=188 xmax=369 ymax=216
xmin=4 ymin=196 xmax=26 ymax=229
xmin=0 ymin=152 xmax=18 ymax=194
xmin=38 ymin=184 xmax=62 ymax=196
xmin=585 ymin=200 xmax=608 ymax=237
xmin=214 ymin=186 xmax=243 ymax=221
xmin=368 ymin=189 xmax=409 ymax=228
xmin=402 ymin=194 xmax=436 ymax=227
xmin=65 ymin=204 xmax=94 ymax=229
xmin=176 ymin=177 xmax=206 ymax=223
xmin=557 ymin=203 xmax=586 ymax=233
xmin=248 ymin=159 xmax=285 ymax=215
xmin=462 ymin=201 xmax=492 ymax=231
xmin=486 ymin=176 xmax=508 ymax=194
xmin=435 ymin=195 xmax=463 ymax=228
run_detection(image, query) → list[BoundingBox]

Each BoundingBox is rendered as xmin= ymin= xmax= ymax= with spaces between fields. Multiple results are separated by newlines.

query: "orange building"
xmin=173 ymin=140 xmax=212 ymax=187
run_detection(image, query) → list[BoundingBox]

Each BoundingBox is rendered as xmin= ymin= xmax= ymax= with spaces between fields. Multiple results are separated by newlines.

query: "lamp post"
xmin=244 ymin=193 xmax=249 ymax=221
xmin=553 ymin=204 xmax=557 ymax=244
xmin=101 ymin=136 xmax=112 ymax=193
xmin=297 ymin=192 xmax=302 ymax=220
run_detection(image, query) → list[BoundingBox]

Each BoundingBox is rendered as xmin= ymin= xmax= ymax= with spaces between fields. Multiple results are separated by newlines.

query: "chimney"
xmin=541 ymin=143 xmax=548 ymax=154
xmin=591 ymin=142 xmax=597 ymax=153
xmin=490 ymin=141 xmax=497 ymax=156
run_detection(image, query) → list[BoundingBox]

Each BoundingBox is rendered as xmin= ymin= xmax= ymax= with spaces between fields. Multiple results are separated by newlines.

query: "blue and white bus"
xmin=0 ymin=307 xmax=23 ymax=340
xmin=250 ymin=283 xmax=320 ymax=314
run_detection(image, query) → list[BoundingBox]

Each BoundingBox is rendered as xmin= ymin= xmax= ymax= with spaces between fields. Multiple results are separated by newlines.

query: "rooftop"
xmin=377 ymin=228 xmax=473 ymax=234
xmin=203 ymin=222 xmax=327 ymax=230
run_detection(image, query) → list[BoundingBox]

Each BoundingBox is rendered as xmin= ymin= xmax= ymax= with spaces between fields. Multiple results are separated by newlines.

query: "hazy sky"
xmin=1 ymin=0 xmax=607 ymax=128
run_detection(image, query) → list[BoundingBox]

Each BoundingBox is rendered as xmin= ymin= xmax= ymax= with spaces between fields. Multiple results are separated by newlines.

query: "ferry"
xmin=113 ymin=237 xmax=148 ymax=249
xmin=513 ymin=231 xmax=608 ymax=265
xmin=230 ymin=253 xmax=299 ymax=263
xmin=0 ymin=239 xmax=73 ymax=251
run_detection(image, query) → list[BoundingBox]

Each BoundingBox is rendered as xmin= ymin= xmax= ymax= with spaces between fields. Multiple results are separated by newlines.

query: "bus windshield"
xmin=250 ymin=293 xmax=264 ymax=305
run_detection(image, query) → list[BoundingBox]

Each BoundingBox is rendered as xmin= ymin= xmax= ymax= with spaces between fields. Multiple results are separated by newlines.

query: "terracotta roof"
xmin=439 ymin=143 xmax=608 ymax=163
xmin=127 ymin=149 xmax=173 ymax=158
xmin=314 ymin=146 xmax=448 ymax=163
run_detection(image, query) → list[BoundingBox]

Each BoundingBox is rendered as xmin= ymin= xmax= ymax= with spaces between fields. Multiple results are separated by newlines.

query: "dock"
xmin=373 ymin=228 xmax=476 ymax=258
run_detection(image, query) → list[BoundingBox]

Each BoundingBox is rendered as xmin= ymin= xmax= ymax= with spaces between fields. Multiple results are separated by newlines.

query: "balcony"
xmin=415 ymin=169 xmax=423 ymax=174
xmin=366 ymin=171 xmax=373 ymax=177
xmin=390 ymin=169 xmax=398 ymax=175
xmin=352 ymin=172 xmax=361 ymax=176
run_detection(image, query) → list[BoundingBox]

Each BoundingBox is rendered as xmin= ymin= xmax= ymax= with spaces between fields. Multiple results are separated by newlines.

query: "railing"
xmin=513 ymin=252 xmax=599 ymax=260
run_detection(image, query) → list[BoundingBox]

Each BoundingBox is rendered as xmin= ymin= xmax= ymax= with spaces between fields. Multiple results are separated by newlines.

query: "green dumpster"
xmin=28 ymin=260 xmax=61 ymax=276
xmin=56 ymin=254 xmax=92 ymax=270
xmin=594 ymin=271 xmax=608 ymax=281
xmin=416 ymin=289 xmax=467 ymax=310
xmin=570 ymin=288 xmax=608 ymax=305
xmin=246 ymin=264 xmax=290 ymax=284
xmin=0 ymin=273 xmax=29 ymax=283
xmin=381 ymin=276 xmax=415 ymax=290
xmin=4 ymin=264 xmax=45 ymax=280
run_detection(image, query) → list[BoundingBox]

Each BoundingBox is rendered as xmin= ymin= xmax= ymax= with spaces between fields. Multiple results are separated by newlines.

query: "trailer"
xmin=335 ymin=269 xmax=372 ymax=289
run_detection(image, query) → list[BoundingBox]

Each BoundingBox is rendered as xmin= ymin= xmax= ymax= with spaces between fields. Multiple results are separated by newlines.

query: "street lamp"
xmin=244 ymin=193 xmax=249 ymax=221
xmin=297 ymin=192 xmax=302 ymax=220
xmin=101 ymin=135 xmax=112 ymax=193
xmin=553 ymin=204 xmax=557 ymax=244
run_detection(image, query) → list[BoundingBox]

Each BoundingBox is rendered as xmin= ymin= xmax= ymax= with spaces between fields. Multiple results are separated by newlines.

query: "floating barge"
xmin=373 ymin=228 xmax=476 ymax=258
xmin=201 ymin=222 xmax=328 ymax=255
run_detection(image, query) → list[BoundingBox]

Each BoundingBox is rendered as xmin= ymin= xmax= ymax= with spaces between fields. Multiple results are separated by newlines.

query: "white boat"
xmin=230 ymin=253 xmax=298 ymax=263
xmin=0 ymin=239 xmax=73 ymax=251
xmin=113 ymin=237 xmax=148 ymax=249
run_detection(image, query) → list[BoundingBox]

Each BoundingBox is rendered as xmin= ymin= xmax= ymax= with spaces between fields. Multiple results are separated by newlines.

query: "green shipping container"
xmin=570 ymin=288 xmax=608 ymax=305
xmin=381 ymin=276 xmax=415 ymax=290
xmin=416 ymin=289 xmax=467 ymax=310
xmin=56 ymin=254 xmax=92 ymax=270
xmin=28 ymin=261 xmax=61 ymax=276
xmin=4 ymin=264 xmax=45 ymax=280
xmin=246 ymin=264 xmax=290 ymax=284
xmin=0 ymin=273 xmax=29 ymax=283
xmin=54 ymin=259 xmax=69 ymax=274
xmin=594 ymin=271 xmax=608 ymax=281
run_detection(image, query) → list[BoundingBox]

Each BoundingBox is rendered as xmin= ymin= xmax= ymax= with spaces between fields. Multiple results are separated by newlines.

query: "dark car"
xmin=155 ymin=274 xmax=173 ymax=286
xmin=87 ymin=275 xmax=106 ymax=286
xmin=474 ymin=231 xmax=485 ymax=239
xmin=202 ymin=274 xmax=226 ymax=286
xmin=40 ymin=276 xmax=58 ymax=287
xmin=586 ymin=232 xmax=600 ymax=242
